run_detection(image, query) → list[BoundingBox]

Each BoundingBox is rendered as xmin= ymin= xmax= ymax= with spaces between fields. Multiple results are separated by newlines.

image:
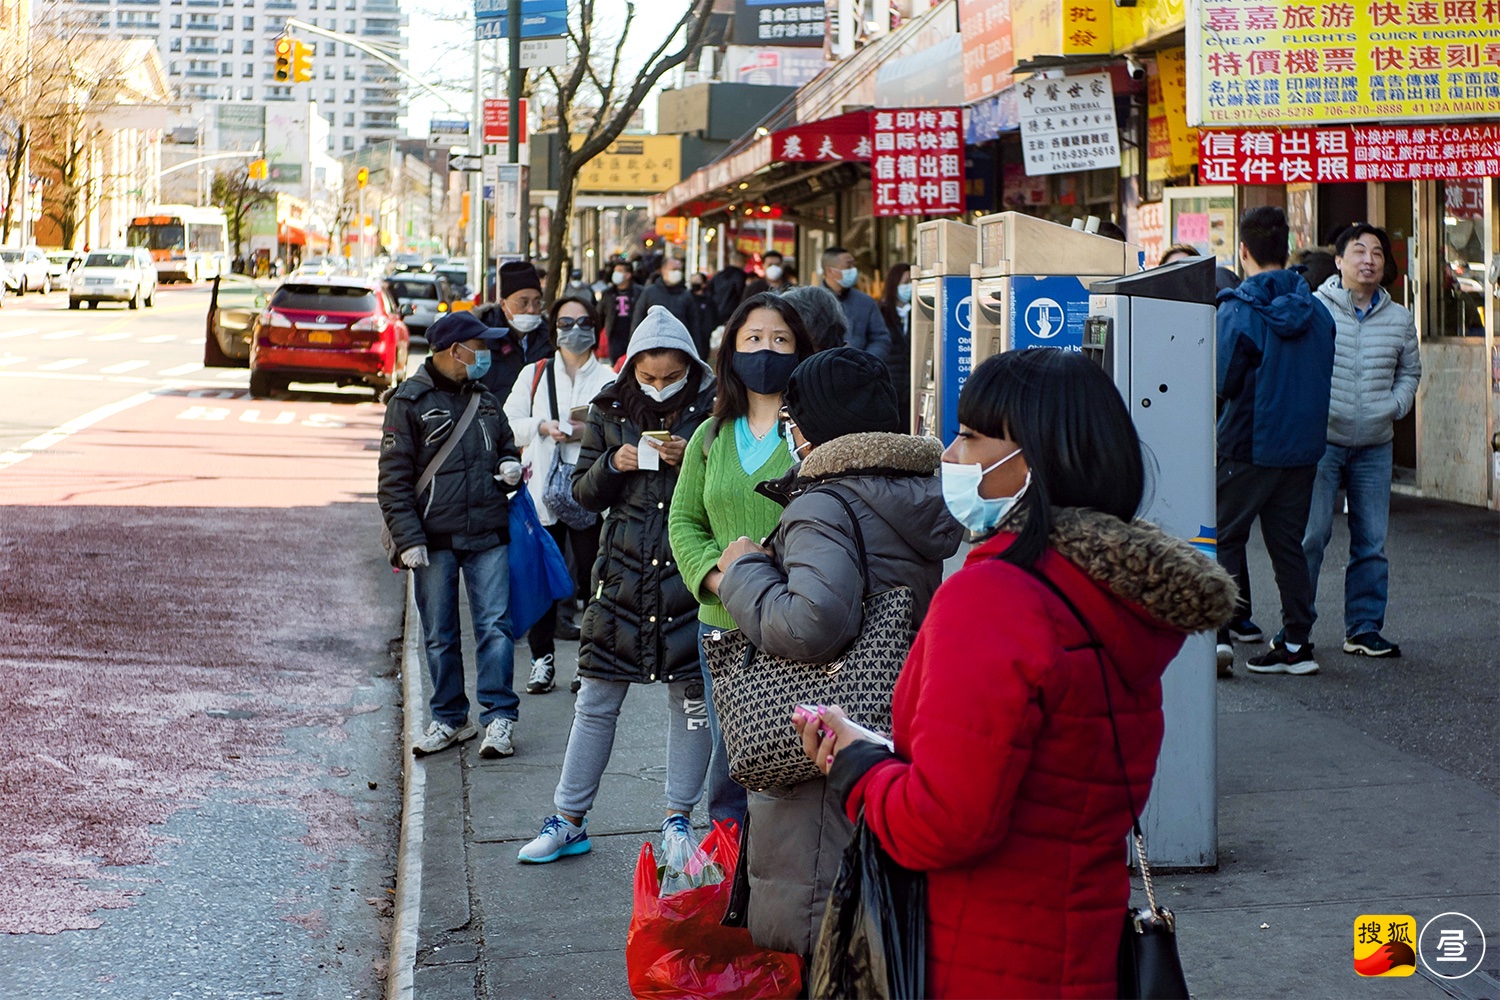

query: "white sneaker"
xmin=479 ymin=717 xmax=515 ymax=758
xmin=526 ymin=653 xmax=556 ymax=694
xmin=517 ymin=814 xmax=590 ymax=864
xmin=412 ymin=719 xmax=477 ymax=756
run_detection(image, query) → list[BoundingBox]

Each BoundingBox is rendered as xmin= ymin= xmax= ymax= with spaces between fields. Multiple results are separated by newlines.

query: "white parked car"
xmin=0 ymin=246 xmax=52 ymax=295
xmin=69 ymin=248 xmax=158 ymax=310
xmin=46 ymin=250 xmax=84 ymax=282
xmin=0 ymin=258 xmax=9 ymax=307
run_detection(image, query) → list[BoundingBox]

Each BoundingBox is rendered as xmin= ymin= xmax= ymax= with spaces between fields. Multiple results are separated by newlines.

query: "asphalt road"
xmin=0 ymin=283 xmax=405 ymax=998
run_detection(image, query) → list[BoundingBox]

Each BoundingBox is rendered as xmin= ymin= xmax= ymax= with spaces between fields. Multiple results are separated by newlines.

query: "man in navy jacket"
xmin=1215 ymin=206 xmax=1335 ymax=677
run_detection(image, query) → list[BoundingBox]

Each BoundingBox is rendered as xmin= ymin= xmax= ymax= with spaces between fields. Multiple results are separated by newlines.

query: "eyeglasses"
xmin=555 ymin=317 xmax=595 ymax=331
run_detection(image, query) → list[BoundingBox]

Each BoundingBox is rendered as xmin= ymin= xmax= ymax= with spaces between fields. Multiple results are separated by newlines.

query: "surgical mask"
xmin=839 ymin=266 xmax=859 ymax=289
xmin=663 ymin=269 xmax=683 ymax=286
xmin=460 ymin=348 xmax=491 ymax=382
xmin=941 ymin=449 xmax=1028 ymax=533
xmin=896 ymin=283 xmax=912 ymax=303
xmin=508 ymin=312 xmax=543 ymax=334
xmin=640 ymin=374 xmax=688 ymax=403
xmin=765 ymin=264 xmax=784 ymax=282
xmin=783 ymin=421 xmax=812 ymax=457
xmin=556 ymin=328 xmax=595 ymax=355
xmin=612 ymin=270 xmax=629 ymax=286
xmin=734 ymin=349 xmax=801 ymax=396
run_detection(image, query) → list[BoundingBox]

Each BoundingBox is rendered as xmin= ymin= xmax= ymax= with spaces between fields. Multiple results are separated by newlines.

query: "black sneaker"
xmin=554 ymin=618 xmax=581 ymax=642
xmin=1227 ymin=617 xmax=1265 ymax=643
xmin=1247 ymin=635 xmax=1319 ymax=675
xmin=1343 ymin=632 xmax=1401 ymax=658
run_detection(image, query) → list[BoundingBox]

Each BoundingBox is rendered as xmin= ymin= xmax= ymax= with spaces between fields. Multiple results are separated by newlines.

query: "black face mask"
xmin=733 ymin=349 xmax=800 ymax=396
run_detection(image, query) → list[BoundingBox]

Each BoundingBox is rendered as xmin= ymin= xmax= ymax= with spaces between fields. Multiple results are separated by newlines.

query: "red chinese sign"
xmin=1198 ymin=123 xmax=1500 ymax=183
xmin=771 ymin=111 xmax=872 ymax=163
xmin=871 ymin=108 xmax=964 ymax=217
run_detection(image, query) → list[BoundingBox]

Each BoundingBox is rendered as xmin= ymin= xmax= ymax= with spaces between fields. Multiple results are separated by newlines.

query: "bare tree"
xmin=211 ymin=166 xmax=275 ymax=261
xmin=540 ymin=0 xmax=714 ymax=301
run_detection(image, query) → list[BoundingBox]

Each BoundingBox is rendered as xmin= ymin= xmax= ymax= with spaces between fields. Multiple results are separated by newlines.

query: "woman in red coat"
xmin=797 ymin=349 xmax=1236 ymax=999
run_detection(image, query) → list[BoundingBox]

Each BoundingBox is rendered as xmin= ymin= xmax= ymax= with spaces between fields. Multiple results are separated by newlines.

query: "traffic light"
xmin=292 ymin=40 xmax=313 ymax=83
xmin=356 ymin=167 xmax=369 ymax=188
xmin=248 ymin=159 xmax=268 ymax=180
xmin=273 ymin=37 xmax=292 ymax=83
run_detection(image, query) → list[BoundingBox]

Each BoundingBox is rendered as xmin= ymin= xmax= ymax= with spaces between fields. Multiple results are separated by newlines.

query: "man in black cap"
xmin=473 ymin=260 xmax=551 ymax=400
xmin=379 ymin=310 xmax=526 ymax=759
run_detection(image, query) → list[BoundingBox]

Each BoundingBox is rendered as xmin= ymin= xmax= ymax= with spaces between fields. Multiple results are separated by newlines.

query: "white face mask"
xmin=662 ymin=269 xmax=683 ymax=286
xmin=765 ymin=264 xmax=783 ymax=282
xmin=641 ymin=374 xmax=688 ymax=403
xmin=508 ymin=312 xmax=543 ymax=334
xmin=940 ymin=449 xmax=1028 ymax=533
xmin=612 ymin=270 xmax=629 ymax=286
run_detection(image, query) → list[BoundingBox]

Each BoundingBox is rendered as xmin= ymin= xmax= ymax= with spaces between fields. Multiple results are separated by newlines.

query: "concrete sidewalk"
xmin=389 ymin=494 xmax=1499 ymax=999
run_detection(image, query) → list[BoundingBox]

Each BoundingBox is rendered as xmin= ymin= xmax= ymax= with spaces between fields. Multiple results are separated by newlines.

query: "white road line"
xmin=0 ymin=327 xmax=38 ymax=340
xmin=0 ymin=390 xmax=159 ymax=472
xmin=215 ymin=369 xmax=246 ymax=380
xmin=40 ymin=329 xmax=84 ymax=341
xmin=89 ymin=332 xmax=132 ymax=342
xmin=0 ymin=356 xmax=27 ymax=367
xmin=139 ymin=335 xmax=175 ymax=343
xmin=158 ymin=362 xmax=203 ymax=377
xmin=37 ymin=358 xmax=87 ymax=371
xmin=99 ymin=360 xmax=150 ymax=374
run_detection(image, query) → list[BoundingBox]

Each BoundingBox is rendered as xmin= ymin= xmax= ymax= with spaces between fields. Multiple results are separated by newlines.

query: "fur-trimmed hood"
xmin=985 ymin=506 xmax=1237 ymax=636
xmin=797 ymin=431 xmax=942 ymax=481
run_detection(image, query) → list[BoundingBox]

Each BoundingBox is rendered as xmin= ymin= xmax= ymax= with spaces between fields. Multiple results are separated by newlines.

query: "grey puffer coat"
xmin=1314 ymin=276 xmax=1422 ymax=448
xmin=717 ymin=431 xmax=963 ymax=957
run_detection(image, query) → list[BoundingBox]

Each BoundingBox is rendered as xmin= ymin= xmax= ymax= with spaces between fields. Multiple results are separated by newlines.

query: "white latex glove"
xmin=496 ymin=460 xmax=523 ymax=486
xmin=400 ymin=545 xmax=429 ymax=568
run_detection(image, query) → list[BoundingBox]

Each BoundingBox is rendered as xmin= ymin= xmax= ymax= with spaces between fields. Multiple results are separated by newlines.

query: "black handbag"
xmin=702 ymin=488 xmax=914 ymax=792
xmin=1022 ymin=567 xmax=1190 ymax=1000
xmin=538 ymin=359 xmax=597 ymax=531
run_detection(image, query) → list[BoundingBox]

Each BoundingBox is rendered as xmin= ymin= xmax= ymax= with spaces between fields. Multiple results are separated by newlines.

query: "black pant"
xmin=527 ymin=519 xmax=601 ymax=659
xmin=1216 ymin=460 xmax=1317 ymax=645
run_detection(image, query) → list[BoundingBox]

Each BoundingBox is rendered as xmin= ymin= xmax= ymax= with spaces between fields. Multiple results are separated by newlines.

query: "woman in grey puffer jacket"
xmin=715 ymin=348 xmax=964 ymax=958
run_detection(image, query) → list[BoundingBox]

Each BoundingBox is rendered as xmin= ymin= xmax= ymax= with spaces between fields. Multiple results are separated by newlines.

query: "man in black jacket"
xmin=631 ymin=256 xmax=706 ymax=358
xmin=598 ymin=258 xmax=641 ymax=364
xmin=473 ymin=260 xmax=551 ymax=399
xmin=378 ymin=312 xmax=525 ymax=759
xmin=705 ymin=250 xmax=748 ymax=330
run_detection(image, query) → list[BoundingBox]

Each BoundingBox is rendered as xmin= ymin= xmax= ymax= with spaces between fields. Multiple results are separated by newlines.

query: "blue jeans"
xmin=698 ymin=621 xmax=747 ymax=827
xmin=412 ymin=545 xmax=518 ymax=728
xmin=1302 ymin=441 xmax=1393 ymax=638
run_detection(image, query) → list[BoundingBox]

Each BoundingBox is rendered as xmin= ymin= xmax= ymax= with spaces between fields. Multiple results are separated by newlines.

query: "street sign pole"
xmin=471 ymin=35 xmax=484 ymax=298
xmin=507 ymin=0 xmax=529 ymax=262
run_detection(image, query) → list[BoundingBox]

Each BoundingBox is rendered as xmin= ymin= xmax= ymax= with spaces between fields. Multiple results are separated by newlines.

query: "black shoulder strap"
xmin=815 ymin=486 xmax=872 ymax=596
xmin=1018 ymin=563 xmax=1144 ymax=840
xmin=543 ymin=357 xmax=560 ymax=422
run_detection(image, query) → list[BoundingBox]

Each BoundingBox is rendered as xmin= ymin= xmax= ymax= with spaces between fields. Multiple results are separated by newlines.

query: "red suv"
xmin=250 ymin=277 xmax=409 ymax=398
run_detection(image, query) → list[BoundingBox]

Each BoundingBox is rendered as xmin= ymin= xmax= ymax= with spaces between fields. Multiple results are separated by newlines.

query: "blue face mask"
xmin=896 ymin=283 xmax=912 ymax=303
xmin=839 ymin=266 xmax=859 ymax=289
xmin=461 ymin=348 xmax=491 ymax=381
xmin=940 ymin=449 xmax=1028 ymax=533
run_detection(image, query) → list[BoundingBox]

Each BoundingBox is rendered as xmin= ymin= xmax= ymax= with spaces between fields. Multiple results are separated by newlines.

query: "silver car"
xmin=0 ymin=246 xmax=52 ymax=295
xmin=69 ymin=248 xmax=159 ymax=309
xmin=383 ymin=272 xmax=455 ymax=339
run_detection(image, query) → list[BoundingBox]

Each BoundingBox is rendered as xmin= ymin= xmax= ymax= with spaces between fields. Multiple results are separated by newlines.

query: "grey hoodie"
xmin=1314 ymin=276 xmax=1421 ymax=448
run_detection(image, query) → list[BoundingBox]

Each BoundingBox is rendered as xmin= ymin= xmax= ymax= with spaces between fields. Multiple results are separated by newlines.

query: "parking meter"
xmin=1086 ymin=255 xmax=1219 ymax=869
xmin=970 ymin=212 xmax=1139 ymax=373
xmin=910 ymin=220 xmax=978 ymax=440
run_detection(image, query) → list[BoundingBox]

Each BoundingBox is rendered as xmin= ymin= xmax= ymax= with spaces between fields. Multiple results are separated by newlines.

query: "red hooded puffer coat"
xmin=844 ymin=524 xmax=1224 ymax=999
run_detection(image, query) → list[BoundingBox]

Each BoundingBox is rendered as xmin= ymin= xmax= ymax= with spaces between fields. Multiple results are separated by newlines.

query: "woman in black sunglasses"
xmin=502 ymin=295 xmax=618 ymax=694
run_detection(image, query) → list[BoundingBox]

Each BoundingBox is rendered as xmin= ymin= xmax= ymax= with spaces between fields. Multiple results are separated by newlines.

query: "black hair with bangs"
xmin=957 ymin=349 xmax=1146 ymax=567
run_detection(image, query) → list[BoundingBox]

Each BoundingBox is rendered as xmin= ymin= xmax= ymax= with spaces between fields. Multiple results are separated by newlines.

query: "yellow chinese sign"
xmin=1012 ymin=0 xmax=1111 ymax=64
xmin=1112 ymin=0 xmax=1185 ymax=52
xmin=1193 ymin=0 xmax=1500 ymax=126
xmin=1158 ymin=47 xmax=1199 ymax=169
xmin=571 ymin=135 xmax=682 ymax=194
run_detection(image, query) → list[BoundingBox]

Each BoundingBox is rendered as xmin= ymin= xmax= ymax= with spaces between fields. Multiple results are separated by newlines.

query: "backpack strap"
xmin=700 ymin=416 xmax=721 ymax=459
xmin=416 ymin=391 xmax=482 ymax=497
xmin=543 ymin=356 xmax=560 ymax=422
xmin=529 ymin=359 xmax=547 ymax=404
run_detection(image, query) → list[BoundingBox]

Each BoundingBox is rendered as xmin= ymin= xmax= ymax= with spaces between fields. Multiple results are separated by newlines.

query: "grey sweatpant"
xmin=554 ymin=676 xmax=712 ymax=817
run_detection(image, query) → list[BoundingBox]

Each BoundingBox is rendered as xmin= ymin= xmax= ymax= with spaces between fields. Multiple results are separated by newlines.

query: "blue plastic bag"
xmin=508 ymin=488 xmax=574 ymax=636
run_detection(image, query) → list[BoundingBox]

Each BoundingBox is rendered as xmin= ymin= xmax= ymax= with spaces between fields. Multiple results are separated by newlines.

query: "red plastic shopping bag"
xmin=626 ymin=819 xmax=802 ymax=1000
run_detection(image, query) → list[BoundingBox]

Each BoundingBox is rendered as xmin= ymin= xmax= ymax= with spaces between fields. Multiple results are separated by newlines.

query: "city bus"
xmin=126 ymin=205 xmax=230 ymax=284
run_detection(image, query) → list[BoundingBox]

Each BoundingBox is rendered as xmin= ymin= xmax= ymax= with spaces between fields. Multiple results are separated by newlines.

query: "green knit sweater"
xmin=668 ymin=417 xmax=793 ymax=629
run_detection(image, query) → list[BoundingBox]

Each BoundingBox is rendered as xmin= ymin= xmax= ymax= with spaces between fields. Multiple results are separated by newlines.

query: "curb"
xmin=386 ymin=573 xmax=424 ymax=1000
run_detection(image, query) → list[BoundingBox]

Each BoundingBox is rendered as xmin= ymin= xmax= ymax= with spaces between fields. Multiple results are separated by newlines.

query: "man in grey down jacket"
xmin=1306 ymin=224 xmax=1421 ymax=659
xmin=379 ymin=312 xmax=525 ymax=758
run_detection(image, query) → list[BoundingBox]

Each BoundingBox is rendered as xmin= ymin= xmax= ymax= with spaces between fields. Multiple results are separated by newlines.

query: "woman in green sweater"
xmin=668 ymin=293 xmax=818 ymax=826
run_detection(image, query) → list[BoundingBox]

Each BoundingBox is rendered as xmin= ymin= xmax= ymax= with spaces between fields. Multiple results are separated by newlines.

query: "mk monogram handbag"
xmin=704 ymin=488 xmax=915 ymax=792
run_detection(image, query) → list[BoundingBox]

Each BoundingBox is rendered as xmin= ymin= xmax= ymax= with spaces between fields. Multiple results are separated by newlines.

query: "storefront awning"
xmin=278 ymin=222 xmax=307 ymax=247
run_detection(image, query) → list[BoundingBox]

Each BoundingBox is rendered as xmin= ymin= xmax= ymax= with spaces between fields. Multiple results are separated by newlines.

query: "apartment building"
xmin=63 ymin=0 xmax=405 ymax=154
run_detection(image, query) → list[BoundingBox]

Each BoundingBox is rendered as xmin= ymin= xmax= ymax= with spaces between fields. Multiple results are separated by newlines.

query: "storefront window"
xmin=1437 ymin=179 xmax=1487 ymax=338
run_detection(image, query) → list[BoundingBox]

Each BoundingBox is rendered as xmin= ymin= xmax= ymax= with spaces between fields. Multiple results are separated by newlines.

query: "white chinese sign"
xmin=1017 ymin=71 xmax=1121 ymax=177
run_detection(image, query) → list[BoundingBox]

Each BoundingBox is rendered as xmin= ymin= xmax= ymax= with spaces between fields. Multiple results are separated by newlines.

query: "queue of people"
xmin=377 ymin=217 xmax=1426 ymax=993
